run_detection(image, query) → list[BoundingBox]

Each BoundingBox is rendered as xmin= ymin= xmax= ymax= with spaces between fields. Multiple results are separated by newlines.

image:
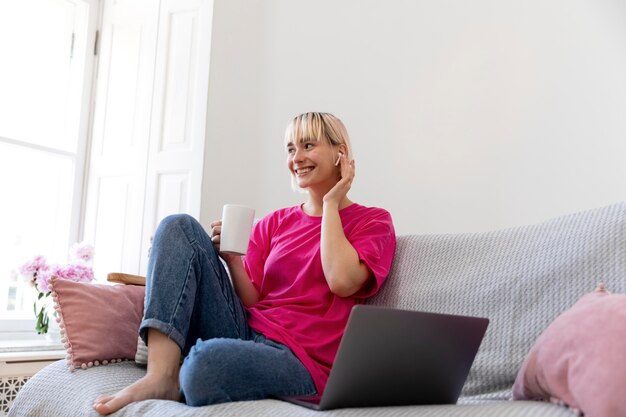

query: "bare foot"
xmin=93 ymin=372 xmax=181 ymax=415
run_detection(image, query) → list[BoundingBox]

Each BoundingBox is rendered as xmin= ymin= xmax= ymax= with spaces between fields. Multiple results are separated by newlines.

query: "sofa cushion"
xmin=11 ymin=360 xmax=577 ymax=417
xmin=369 ymin=202 xmax=626 ymax=400
xmin=50 ymin=278 xmax=145 ymax=370
xmin=512 ymin=284 xmax=626 ymax=417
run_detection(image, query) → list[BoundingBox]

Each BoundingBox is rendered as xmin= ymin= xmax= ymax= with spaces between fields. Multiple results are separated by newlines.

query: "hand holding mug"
xmin=211 ymin=205 xmax=255 ymax=257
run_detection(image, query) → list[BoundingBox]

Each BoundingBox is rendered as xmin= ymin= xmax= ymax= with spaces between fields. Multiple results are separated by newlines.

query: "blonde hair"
xmin=284 ymin=112 xmax=353 ymax=158
xmin=284 ymin=112 xmax=353 ymax=191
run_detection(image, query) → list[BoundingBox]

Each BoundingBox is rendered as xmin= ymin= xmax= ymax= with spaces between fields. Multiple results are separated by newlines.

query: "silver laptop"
xmin=281 ymin=305 xmax=489 ymax=410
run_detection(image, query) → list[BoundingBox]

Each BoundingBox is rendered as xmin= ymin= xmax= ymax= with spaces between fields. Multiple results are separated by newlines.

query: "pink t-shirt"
xmin=243 ymin=203 xmax=396 ymax=396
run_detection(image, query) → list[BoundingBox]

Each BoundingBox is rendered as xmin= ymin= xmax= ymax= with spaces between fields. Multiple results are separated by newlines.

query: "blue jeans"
xmin=139 ymin=214 xmax=316 ymax=406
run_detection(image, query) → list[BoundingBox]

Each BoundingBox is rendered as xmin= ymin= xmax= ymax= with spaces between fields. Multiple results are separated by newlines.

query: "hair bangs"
xmin=284 ymin=112 xmax=328 ymax=147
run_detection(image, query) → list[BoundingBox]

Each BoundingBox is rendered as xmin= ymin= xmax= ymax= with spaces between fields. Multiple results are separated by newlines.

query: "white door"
xmin=139 ymin=0 xmax=213 ymax=275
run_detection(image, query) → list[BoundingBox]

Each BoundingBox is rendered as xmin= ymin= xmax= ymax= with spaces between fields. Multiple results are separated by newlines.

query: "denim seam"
xmin=164 ymin=218 xmax=199 ymax=349
xmin=167 ymin=248 xmax=197 ymax=349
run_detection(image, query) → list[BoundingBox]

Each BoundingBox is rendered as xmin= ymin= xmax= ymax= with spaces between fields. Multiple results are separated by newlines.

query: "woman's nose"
xmin=292 ymin=147 xmax=304 ymax=161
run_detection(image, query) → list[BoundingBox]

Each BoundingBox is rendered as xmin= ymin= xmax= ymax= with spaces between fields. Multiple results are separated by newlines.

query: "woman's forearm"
xmin=320 ymin=202 xmax=371 ymax=297
xmin=225 ymin=256 xmax=260 ymax=307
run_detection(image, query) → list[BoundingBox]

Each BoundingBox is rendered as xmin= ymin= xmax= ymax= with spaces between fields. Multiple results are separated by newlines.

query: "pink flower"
xmin=19 ymin=255 xmax=47 ymax=284
xmin=69 ymin=242 xmax=94 ymax=263
xmin=35 ymin=263 xmax=95 ymax=293
xmin=56 ymin=263 xmax=94 ymax=282
xmin=19 ymin=255 xmax=46 ymax=280
xmin=35 ymin=265 xmax=53 ymax=293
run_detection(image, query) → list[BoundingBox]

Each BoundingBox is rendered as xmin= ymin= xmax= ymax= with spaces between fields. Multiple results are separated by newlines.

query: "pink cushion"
xmin=512 ymin=285 xmax=626 ymax=417
xmin=50 ymin=277 xmax=145 ymax=371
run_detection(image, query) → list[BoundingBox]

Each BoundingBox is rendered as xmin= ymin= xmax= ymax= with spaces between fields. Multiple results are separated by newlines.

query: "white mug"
xmin=220 ymin=204 xmax=255 ymax=255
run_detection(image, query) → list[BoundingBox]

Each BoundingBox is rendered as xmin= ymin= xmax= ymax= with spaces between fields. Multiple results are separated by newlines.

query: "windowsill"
xmin=0 ymin=316 xmax=66 ymax=362
xmin=0 ymin=339 xmax=64 ymax=354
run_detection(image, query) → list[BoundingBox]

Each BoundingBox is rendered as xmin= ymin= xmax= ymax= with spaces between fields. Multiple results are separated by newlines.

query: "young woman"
xmin=93 ymin=112 xmax=396 ymax=414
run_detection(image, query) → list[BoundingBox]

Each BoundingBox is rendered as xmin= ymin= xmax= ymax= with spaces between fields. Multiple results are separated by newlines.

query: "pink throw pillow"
xmin=512 ymin=284 xmax=626 ymax=417
xmin=50 ymin=277 xmax=145 ymax=371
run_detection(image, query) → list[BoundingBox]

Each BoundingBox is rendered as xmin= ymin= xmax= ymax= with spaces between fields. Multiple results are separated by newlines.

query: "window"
xmin=0 ymin=0 xmax=98 ymax=338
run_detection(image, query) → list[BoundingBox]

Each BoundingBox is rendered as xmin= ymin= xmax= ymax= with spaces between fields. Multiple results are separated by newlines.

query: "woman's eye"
xmin=304 ymin=143 xmax=314 ymax=150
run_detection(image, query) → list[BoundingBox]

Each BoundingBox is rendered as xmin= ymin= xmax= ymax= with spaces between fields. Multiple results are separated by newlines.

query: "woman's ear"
xmin=334 ymin=145 xmax=348 ymax=166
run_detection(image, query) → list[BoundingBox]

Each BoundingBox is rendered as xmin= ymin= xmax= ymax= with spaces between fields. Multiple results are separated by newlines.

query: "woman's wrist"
xmin=322 ymin=200 xmax=340 ymax=212
xmin=221 ymin=253 xmax=242 ymax=265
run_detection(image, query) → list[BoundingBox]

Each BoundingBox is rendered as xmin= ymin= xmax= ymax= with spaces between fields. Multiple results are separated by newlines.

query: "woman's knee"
xmin=158 ymin=214 xmax=197 ymax=235
xmin=153 ymin=214 xmax=205 ymax=247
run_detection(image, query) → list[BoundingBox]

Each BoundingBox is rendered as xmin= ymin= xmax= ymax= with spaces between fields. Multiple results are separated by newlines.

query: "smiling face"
xmin=284 ymin=112 xmax=352 ymax=193
xmin=287 ymin=139 xmax=342 ymax=191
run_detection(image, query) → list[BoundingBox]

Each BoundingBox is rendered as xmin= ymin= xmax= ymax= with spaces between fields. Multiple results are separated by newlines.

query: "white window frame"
xmin=0 ymin=0 xmax=101 ymax=341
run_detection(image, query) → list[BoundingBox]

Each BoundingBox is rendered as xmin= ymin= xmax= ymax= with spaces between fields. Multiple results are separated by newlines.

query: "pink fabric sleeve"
xmin=349 ymin=210 xmax=396 ymax=298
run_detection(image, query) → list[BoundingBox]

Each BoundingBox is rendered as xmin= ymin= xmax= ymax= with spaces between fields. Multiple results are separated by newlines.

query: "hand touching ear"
xmin=324 ymin=153 xmax=355 ymax=206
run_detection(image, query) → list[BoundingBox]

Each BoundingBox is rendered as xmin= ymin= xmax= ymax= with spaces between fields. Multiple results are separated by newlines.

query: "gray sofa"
xmin=10 ymin=201 xmax=626 ymax=417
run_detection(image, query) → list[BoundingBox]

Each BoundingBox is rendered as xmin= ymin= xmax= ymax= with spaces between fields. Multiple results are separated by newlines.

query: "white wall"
xmin=201 ymin=0 xmax=626 ymax=235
